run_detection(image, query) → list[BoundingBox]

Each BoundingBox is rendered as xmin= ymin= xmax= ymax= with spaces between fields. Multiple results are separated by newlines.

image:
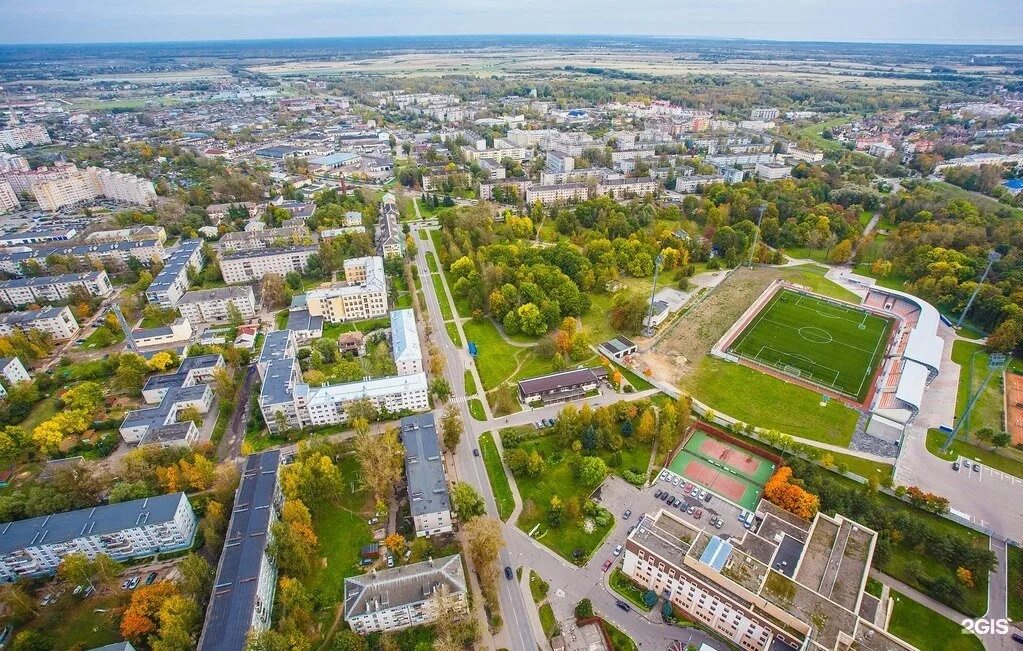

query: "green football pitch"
xmin=727 ymin=288 xmax=893 ymax=401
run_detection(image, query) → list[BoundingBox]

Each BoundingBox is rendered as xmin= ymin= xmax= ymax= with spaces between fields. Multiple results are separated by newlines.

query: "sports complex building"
xmin=712 ymin=276 xmax=945 ymax=446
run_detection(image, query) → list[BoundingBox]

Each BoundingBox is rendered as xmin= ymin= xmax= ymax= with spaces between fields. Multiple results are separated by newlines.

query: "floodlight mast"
xmin=941 ymin=352 xmax=1006 ymax=453
xmin=956 ymin=250 xmax=1001 ymax=328
xmin=642 ymin=253 xmax=665 ymax=337
xmin=747 ymin=203 xmax=768 ymax=269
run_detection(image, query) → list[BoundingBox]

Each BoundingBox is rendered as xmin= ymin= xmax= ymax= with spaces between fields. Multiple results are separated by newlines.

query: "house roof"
xmin=517 ymin=367 xmax=607 ymax=396
xmin=400 ymin=412 xmax=449 ymax=518
xmin=390 ymin=309 xmax=421 ymax=365
xmin=344 ymin=554 xmax=465 ymax=620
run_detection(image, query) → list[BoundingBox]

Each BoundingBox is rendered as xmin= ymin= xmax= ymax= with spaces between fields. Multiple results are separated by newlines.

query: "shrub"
xmin=574 ymin=598 xmax=593 ymax=619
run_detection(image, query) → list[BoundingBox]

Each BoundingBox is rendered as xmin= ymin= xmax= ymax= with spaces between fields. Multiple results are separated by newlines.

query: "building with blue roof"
xmin=0 ymin=492 xmax=196 ymax=582
xmin=120 ymin=354 xmax=223 ymax=445
xmin=1003 ymin=179 xmax=1023 ymax=196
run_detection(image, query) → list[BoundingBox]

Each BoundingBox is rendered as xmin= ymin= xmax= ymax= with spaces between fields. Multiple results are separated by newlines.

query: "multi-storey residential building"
xmin=478 ymin=179 xmax=532 ymax=201
xmin=198 ymin=451 xmax=282 ymax=651
xmin=0 ymin=182 xmax=19 ymax=214
xmin=344 ymin=555 xmax=467 ymax=634
xmin=525 ymin=183 xmax=589 ymax=205
xmin=0 ymin=356 xmax=31 ymax=399
xmin=545 ymin=150 xmax=575 ymax=174
xmin=119 ymin=354 xmax=223 ymax=445
xmin=0 ymin=306 xmax=78 ymax=341
xmin=0 ymin=153 xmax=30 ymax=173
xmin=754 ymin=162 xmax=793 ymax=180
xmin=0 ymin=239 xmax=165 ymax=276
xmin=85 ymin=167 xmax=157 ymax=205
xmin=145 ymin=240 xmax=204 ymax=308
xmin=0 ymin=124 xmax=50 ymax=150
xmin=258 ymin=324 xmax=429 ymax=433
xmin=390 ymin=309 xmax=422 ymax=376
xmin=597 ymin=177 xmax=660 ymax=200
xmin=400 ymin=412 xmax=452 ymax=537
xmin=0 ymin=492 xmax=197 ymax=582
xmin=302 ymin=256 xmax=388 ymax=323
xmin=219 ymin=246 xmax=317 ymax=284
xmin=177 ymin=285 xmax=256 ymax=323
xmin=219 ymin=225 xmax=311 ymax=252
xmin=622 ymin=504 xmax=916 ymax=651
xmin=377 ymin=193 xmax=404 ymax=258
xmin=0 ymin=271 xmax=113 ymax=306
xmin=0 ymin=226 xmax=78 ymax=246
xmin=84 ymin=226 xmax=166 ymax=244
xmin=31 ymin=168 xmax=97 ymax=211
xmin=749 ymin=107 xmax=780 ymax=121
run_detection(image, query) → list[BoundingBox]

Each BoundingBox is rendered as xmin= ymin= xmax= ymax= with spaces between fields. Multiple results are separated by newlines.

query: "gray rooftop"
xmin=258 ymin=330 xmax=294 ymax=366
xmin=400 ymin=412 xmax=450 ymax=519
xmin=286 ymin=307 xmax=323 ymax=333
xmin=344 ymin=554 xmax=465 ymax=620
xmin=199 ymin=451 xmax=281 ymax=651
xmin=122 ymin=384 xmax=210 ymax=431
xmin=0 ymin=306 xmax=68 ymax=325
xmin=0 ymin=493 xmax=188 ymax=555
xmin=0 ymin=271 xmax=104 ymax=291
xmin=220 ymin=245 xmax=317 ymax=262
xmin=260 ymin=357 xmax=299 ymax=407
xmin=146 ymin=239 xmax=203 ymax=297
xmin=0 ymin=239 xmax=163 ymax=267
xmin=178 ymin=285 xmax=252 ymax=305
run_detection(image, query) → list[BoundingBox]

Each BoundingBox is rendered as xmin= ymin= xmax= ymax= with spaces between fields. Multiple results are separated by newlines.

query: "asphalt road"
xmin=216 ymin=364 xmax=256 ymax=461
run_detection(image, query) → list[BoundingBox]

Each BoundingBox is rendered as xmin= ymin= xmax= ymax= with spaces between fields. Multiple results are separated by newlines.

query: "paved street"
xmin=216 ymin=365 xmax=257 ymax=461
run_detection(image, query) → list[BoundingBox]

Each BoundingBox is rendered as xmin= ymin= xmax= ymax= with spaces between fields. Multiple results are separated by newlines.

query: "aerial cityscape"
xmin=0 ymin=5 xmax=1022 ymax=651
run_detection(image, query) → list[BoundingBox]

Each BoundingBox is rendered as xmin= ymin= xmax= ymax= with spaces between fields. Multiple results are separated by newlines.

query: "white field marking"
xmin=751 ymin=345 xmax=841 ymax=389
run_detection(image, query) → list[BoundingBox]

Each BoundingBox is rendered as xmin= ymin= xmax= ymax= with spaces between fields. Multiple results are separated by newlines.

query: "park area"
xmin=667 ymin=428 xmax=775 ymax=510
xmin=726 ymin=288 xmax=892 ymax=402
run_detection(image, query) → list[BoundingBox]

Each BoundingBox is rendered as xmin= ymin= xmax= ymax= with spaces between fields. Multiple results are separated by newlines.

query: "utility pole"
xmin=747 ymin=202 xmax=768 ymax=269
xmin=941 ymin=352 xmax=1006 ymax=452
xmin=642 ymin=253 xmax=665 ymax=337
xmin=956 ymin=250 xmax=1001 ymax=328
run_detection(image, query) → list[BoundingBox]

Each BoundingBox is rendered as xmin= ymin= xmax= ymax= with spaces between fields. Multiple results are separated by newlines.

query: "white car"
xmin=613 ymin=544 xmax=623 ymax=556
xmin=660 ymin=470 xmax=669 ymax=480
xmin=671 ymin=475 xmax=680 ymax=486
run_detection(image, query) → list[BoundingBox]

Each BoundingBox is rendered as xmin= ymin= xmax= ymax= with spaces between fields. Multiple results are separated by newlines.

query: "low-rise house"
xmin=131 ymin=318 xmax=193 ymax=351
xmin=517 ymin=367 xmax=608 ymax=406
xmin=390 ymin=309 xmax=422 ymax=376
xmin=120 ymin=353 xmax=224 ymax=445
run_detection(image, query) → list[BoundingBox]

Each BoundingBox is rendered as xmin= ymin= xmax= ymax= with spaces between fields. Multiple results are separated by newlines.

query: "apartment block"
xmin=545 ymin=150 xmax=575 ymax=174
xmin=390 ymin=308 xmax=423 ymax=376
xmin=0 ymin=492 xmax=197 ymax=582
xmin=0 ymin=124 xmax=51 ymax=150
xmin=219 ymin=246 xmax=317 ymax=285
xmin=377 ymin=193 xmax=404 ymax=258
xmin=0 ymin=270 xmax=113 ymax=306
xmin=0 ymin=306 xmax=78 ymax=341
xmin=0 ymin=153 xmax=30 ymax=173
xmin=302 ymin=256 xmax=388 ymax=323
xmin=750 ymin=107 xmax=780 ymax=121
xmin=400 ymin=412 xmax=453 ymax=537
xmin=85 ymin=225 xmax=167 ymax=245
xmin=145 ymin=240 xmax=205 ymax=308
xmin=31 ymin=168 xmax=97 ymax=211
xmin=86 ymin=166 xmax=157 ymax=205
xmin=0 ymin=239 xmax=165 ymax=276
xmin=120 ymin=354 xmax=223 ymax=445
xmin=177 ymin=285 xmax=257 ymax=323
xmin=0 ymin=181 xmax=19 ymax=214
xmin=344 ymin=555 xmax=467 ymax=634
xmin=525 ymin=183 xmax=589 ymax=205
xmin=754 ymin=162 xmax=793 ymax=180
xmin=0 ymin=226 xmax=78 ymax=246
xmin=597 ymin=177 xmax=660 ymax=200
xmin=622 ymin=504 xmax=915 ymax=651
xmin=219 ymin=225 xmax=311 ymax=252
xmin=198 ymin=451 xmax=282 ymax=651
xmin=0 ymin=356 xmax=31 ymax=399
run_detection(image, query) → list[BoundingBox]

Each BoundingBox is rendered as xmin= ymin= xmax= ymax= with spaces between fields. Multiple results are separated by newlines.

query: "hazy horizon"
xmin=1 ymin=0 xmax=1021 ymax=47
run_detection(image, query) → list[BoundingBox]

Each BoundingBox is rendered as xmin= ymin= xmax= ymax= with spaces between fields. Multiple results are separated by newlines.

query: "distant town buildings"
xmin=0 ymin=123 xmax=50 ymax=149
xmin=26 ymin=165 xmax=156 ymax=211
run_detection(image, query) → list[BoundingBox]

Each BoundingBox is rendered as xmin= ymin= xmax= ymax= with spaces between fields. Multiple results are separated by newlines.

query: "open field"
xmin=1009 ymin=544 xmax=1023 ymax=621
xmin=887 ymin=590 xmax=983 ymax=651
xmin=480 ymin=432 xmax=515 ymax=521
xmin=727 ymin=288 xmax=892 ymax=401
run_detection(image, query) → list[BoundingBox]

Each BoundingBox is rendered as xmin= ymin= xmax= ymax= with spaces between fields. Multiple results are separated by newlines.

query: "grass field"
xmin=925 ymin=429 xmax=1023 ymax=479
xmin=479 ymin=432 xmax=515 ymax=520
xmin=431 ymin=274 xmax=453 ymax=320
xmin=887 ymin=589 xmax=983 ymax=651
xmin=679 ymin=357 xmax=859 ymax=446
xmin=609 ymin=568 xmax=653 ymax=611
xmin=1009 ymin=544 xmax=1023 ymax=621
xmin=728 ymin=288 xmax=892 ymax=401
xmin=463 ymin=370 xmax=477 ymax=395
xmin=468 ymin=399 xmax=486 ymax=421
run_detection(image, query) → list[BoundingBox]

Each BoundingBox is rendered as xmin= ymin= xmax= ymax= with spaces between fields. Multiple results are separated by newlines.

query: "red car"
xmin=683 ymin=484 xmax=692 ymax=494
xmin=602 ymin=559 xmax=613 ymax=572
xmin=694 ymin=508 xmax=703 ymax=519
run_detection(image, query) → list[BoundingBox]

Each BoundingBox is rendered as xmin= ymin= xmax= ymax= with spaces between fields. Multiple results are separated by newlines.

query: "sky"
xmin=0 ymin=0 xmax=1021 ymax=46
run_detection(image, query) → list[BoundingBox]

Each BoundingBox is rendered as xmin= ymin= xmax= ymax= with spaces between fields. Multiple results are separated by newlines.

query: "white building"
xmin=0 ymin=182 xmax=19 ymax=215
xmin=525 ymin=183 xmax=589 ymax=205
xmin=675 ymin=175 xmax=724 ymax=193
xmin=219 ymin=226 xmax=311 ymax=252
xmin=344 ymin=555 xmax=467 ymax=634
xmin=86 ymin=167 xmax=157 ymax=205
xmin=0 ymin=493 xmax=197 ymax=582
xmin=302 ymin=257 xmax=388 ymax=323
xmin=31 ymin=168 xmax=97 ymax=211
xmin=0 ymin=357 xmax=31 ymax=399
xmin=390 ymin=308 xmax=423 ymax=376
xmin=754 ymin=162 xmax=793 ymax=180
xmin=0 ymin=306 xmax=78 ymax=341
xmin=198 ymin=451 xmax=281 ymax=651
xmin=750 ymin=107 xmax=780 ymax=121
xmin=28 ymin=165 xmax=156 ymax=211
xmin=545 ymin=150 xmax=575 ymax=174
xmin=0 ymin=271 xmax=113 ymax=306
xmin=0 ymin=124 xmax=50 ymax=150
xmin=120 ymin=354 xmax=223 ymax=445
xmin=177 ymin=285 xmax=257 ymax=323
xmin=597 ymin=177 xmax=660 ymax=200
xmin=130 ymin=318 xmax=194 ymax=352
xmin=145 ymin=240 xmax=205 ymax=308
xmin=0 ymin=239 xmax=165 ymax=276
xmin=219 ymin=246 xmax=317 ymax=285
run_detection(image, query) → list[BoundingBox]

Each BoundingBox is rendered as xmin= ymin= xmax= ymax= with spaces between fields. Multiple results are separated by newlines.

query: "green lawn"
xmin=82 ymin=326 xmax=125 ymax=349
xmin=727 ymin=288 xmax=892 ymax=401
xmin=925 ymin=429 xmax=1023 ymax=479
xmin=463 ymin=370 xmax=477 ymax=396
xmin=513 ymin=435 xmax=614 ymax=563
xmin=445 ymin=322 xmax=462 ymax=347
xmin=601 ymin=618 xmax=639 ymax=651
xmin=538 ymin=603 xmax=558 ymax=639
xmin=604 ymin=356 xmax=654 ymax=391
xmin=865 ymin=577 xmax=883 ymax=597
xmin=321 ymin=316 xmax=390 ymax=339
xmin=418 ymin=230 xmax=428 ymax=241
xmin=528 ymin=570 xmax=549 ymax=603
xmin=781 ymin=246 xmax=830 ymax=263
xmin=1009 ymin=544 xmax=1023 ymax=621
xmin=19 ymin=396 xmax=59 ymax=432
xmin=824 ymin=450 xmax=893 ymax=484
xmin=479 ymin=432 xmax=515 ymax=521
xmin=794 ymin=114 xmax=852 ymax=154
xmin=679 ymin=357 xmax=859 ymax=447
xmin=426 ymin=251 xmax=439 ymax=272
xmin=462 ymin=318 xmax=554 ymax=397
xmin=431 ymin=274 xmax=454 ymax=320
xmin=887 ymin=590 xmax=983 ymax=651
xmin=781 ymin=264 xmax=860 ymax=302
xmin=610 ymin=568 xmax=653 ymax=611
xmin=468 ymin=399 xmax=486 ymax=421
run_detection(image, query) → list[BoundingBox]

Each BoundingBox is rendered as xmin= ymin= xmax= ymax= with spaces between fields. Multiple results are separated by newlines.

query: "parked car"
xmin=72 ymin=585 xmax=82 ymax=596
xmin=614 ymin=544 xmax=623 ymax=556
xmin=623 ymin=509 xmax=632 ymax=519
xmin=505 ymin=566 xmax=514 ymax=580
xmin=1011 ymin=632 xmax=1023 ymax=644
xmin=616 ymin=600 xmax=632 ymax=612
xmin=473 ymin=448 xmax=480 ymax=457
xmin=694 ymin=508 xmax=703 ymax=519
xmin=654 ymin=489 xmax=663 ymax=498
xmin=145 ymin=571 xmax=158 ymax=585
xmin=0 ymin=625 xmax=12 ymax=647
xmin=660 ymin=470 xmax=669 ymax=480
xmin=714 ymin=519 xmax=724 ymax=529
xmin=387 ymin=555 xmax=395 ymax=568
xmin=368 ymin=517 xmax=379 ymax=525
xmin=952 ymin=461 xmax=960 ymax=471
xmin=687 ymin=504 xmax=695 ymax=515
xmin=683 ymin=484 xmax=692 ymax=494
xmin=601 ymin=559 xmax=613 ymax=572
xmin=659 ymin=492 xmax=668 ymax=501
xmin=83 ymin=586 xmax=94 ymax=598
xmin=973 ymin=463 xmax=981 ymax=472
xmin=667 ymin=496 xmax=677 ymax=507
xmin=703 ymin=493 xmax=712 ymax=503
xmin=963 ymin=459 xmax=971 ymax=469
xmin=671 ymin=475 xmax=680 ymax=486
xmin=128 ymin=576 xmax=140 ymax=590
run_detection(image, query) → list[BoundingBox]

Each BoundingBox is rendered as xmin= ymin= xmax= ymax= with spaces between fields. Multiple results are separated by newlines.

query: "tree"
xmin=260 ymin=273 xmax=292 ymax=309
xmin=147 ymin=352 xmax=175 ymax=373
xmin=956 ymin=566 xmax=975 ymax=588
xmin=269 ymin=500 xmax=319 ymax=578
xmin=451 ymin=482 xmax=486 ymax=521
xmin=430 ymin=377 xmax=452 ymax=402
xmin=177 ymin=406 xmax=203 ymax=426
xmin=441 ymin=406 xmax=463 ymax=452
xmin=330 ymin=630 xmax=369 ymax=651
xmin=576 ymin=456 xmax=608 ymax=487
xmin=151 ymin=594 xmax=200 ymax=651
xmin=177 ymin=554 xmax=213 ymax=600
xmin=991 ymin=431 xmax=1012 ymax=449
xmin=212 ymin=366 xmax=237 ymax=401
xmin=635 ymin=409 xmax=656 ymax=442
xmin=986 ymin=318 xmax=1023 ymax=353
xmin=0 ymin=582 xmax=36 ymax=619
xmin=828 ymin=239 xmax=854 ymax=264
xmin=574 ymin=598 xmax=593 ymax=619
xmin=9 ymin=631 xmax=52 ymax=651
xmin=226 ymin=302 xmax=244 ymax=328
xmin=121 ymin=581 xmax=179 ymax=640
xmin=871 ymin=258 xmax=893 ymax=278
xmin=57 ymin=552 xmax=96 ymax=590
xmin=609 ymin=291 xmax=648 ymax=334
xmin=280 ymin=447 xmax=343 ymax=512
xmin=383 ymin=533 xmax=408 ymax=559
xmin=764 ymin=467 xmax=819 ymax=520
xmin=463 ymin=516 xmax=504 ymax=609
xmin=548 ymin=495 xmax=565 ymax=527
xmin=114 ymin=353 xmax=151 ymax=396
xmin=60 ymin=382 xmax=104 ymax=412
xmin=351 ymin=427 xmax=404 ymax=505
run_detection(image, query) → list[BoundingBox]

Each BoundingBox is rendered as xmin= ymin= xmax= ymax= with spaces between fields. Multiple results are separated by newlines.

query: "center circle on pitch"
xmin=798 ymin=326 xmax=832 ymax=344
